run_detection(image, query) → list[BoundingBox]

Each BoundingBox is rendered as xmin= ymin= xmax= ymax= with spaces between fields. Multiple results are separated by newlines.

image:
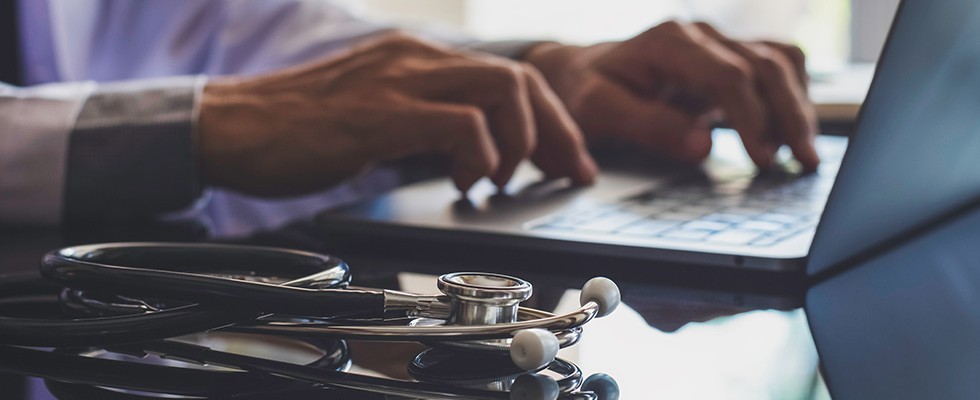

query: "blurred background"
xmin=332 ymin=0 xmax=900 ymax=73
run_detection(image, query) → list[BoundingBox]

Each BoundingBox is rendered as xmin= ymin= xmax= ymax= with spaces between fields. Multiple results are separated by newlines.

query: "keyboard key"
xmin=706 ymin=230 xmax=765 ymax=245
xmin=560 ymin=203 xmax=619 ymax=220
xmin=653 ymin=210 xmax=707 ymax=221
xmin=621 ymin=201 xmax=676 ymax=216
xmin=673 ymin=205 xmax=719 ymax=215
xmin=698 ymin=196 xmax=743 ymax=208
xmin=735 ymin=220 xmax=787 ymax=232
xmin=702 ymin=213 xmax=750 ymax=224
xmin=573 ymin=211 xmax=643 ymax=233
xmin=724 ymin=207 xmax=768 ymax=216
xmin=617 ymin=220 xmax=679 ymax=236
xmin=543 ymin=217 xmax=582 ymax=230
xmin=660 ymin=228 xmax=714 ymax=241
xmin=682 ymin=220 xmax=731 ymax=232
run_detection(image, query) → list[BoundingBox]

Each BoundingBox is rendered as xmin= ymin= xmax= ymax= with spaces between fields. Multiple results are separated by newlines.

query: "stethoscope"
xmin=0 ymin=242 xmax=621 ymax=399
xmin=2 ymin=335 xmax=619 ymax=400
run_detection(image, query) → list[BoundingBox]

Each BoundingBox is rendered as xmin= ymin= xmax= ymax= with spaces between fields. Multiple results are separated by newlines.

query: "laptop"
xmin=316 ymin=0 xmax=980 ymax=274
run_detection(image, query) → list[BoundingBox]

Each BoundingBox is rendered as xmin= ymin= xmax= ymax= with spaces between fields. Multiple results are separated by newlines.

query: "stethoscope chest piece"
xmin=438 ymin=272 xmax=531 ymax=326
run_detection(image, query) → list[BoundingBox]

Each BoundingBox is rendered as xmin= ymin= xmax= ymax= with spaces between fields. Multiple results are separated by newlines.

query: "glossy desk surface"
xmin=0 ymin=223 xmax=828 ymax=399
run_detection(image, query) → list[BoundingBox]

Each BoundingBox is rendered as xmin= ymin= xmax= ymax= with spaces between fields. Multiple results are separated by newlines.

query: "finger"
xmin=436 ymin=104 xmax=501 ymax=193
xmin=404 ymin=59 xmax=537 ymax=187
xmin=484 ymin=64 xmax=536 ymax=187
xmin=371 ymin=101 xmax=500 ymax=193
xmin=578 ymin=75 xmax=713 ymax=163
xmin=601 ymin=21 xmax=773 ymax=167
xmin=761 ymin=40 xmax=809 ymax=89
xmin=696 ymin=23 xmax=819 ymax=170
xmin=522 ymin=66 xmax=599 ymax=185
xmin=746 ymin=43 xmax=820 ymax=170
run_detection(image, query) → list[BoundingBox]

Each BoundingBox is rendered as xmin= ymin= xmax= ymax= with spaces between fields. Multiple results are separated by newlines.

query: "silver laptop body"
xmin=318 ymin=0 xmax=980 ymax=275
xmin=316 ymin=131 xmax=847 ymax=272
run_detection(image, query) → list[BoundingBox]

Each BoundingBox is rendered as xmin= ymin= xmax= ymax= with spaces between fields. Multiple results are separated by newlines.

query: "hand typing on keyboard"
xmin=524 ymin=21 xmax=821 ymax=172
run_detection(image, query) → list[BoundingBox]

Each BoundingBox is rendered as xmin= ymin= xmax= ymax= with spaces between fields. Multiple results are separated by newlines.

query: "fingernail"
xmin=578 ymin=155 xmax=599 ymax=184
xmin=683 ymin=134 xmax=712 ymax=160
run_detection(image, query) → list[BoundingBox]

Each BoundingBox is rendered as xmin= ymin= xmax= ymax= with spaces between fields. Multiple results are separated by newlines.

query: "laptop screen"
xmin=807 ymin=0 xmax=980 ymax=276
xmin=807 ymin=198 xmax=980 ymax=398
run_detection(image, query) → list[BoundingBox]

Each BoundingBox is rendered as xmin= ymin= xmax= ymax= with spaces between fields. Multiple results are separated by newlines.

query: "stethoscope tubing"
xmin=0 ymin=241 xmax=618 ymax=399
xmin=136 ymin=339 xmax=583 ymax=400
xmin=226 ymin=305 xmax=595 ymax=341
xmin=0 ymin=243 xmax=378 ymax=347
xmin=0 ymin=273 xmax=250 ymax=347
xmin=2 ymin=242 xmax=607 ymax=366
xmin=41 ymin=243 xmax=386 ymax=318
xmin=0 ymin=342 xmax=335 ymax=397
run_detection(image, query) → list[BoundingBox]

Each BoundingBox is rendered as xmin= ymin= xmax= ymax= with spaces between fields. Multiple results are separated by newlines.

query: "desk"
xmin=0 ymin=221 xmax=828 ymax=399
xmin=810 ymin=63 xmax=875 ymax=136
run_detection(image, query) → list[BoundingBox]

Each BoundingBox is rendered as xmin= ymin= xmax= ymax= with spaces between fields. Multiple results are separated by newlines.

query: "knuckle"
xmin=756 ymin=53 xmax=786 ymax=77
xmin=376 ymin=31 xmax=414 ymax=47
xmin=489 ymin=63 xmax=524 ymax=93
xmin=374 ymin=31 xmax=439 ymax=54
xmin=713 ymin=60 xmax=754 ymax=88
xmin=518 ymin=61 xmax=545 ymax=81
xmin=786 ymin=45 xmax=807 ymax=65
xmin=656 ymin=20 xmax=685 ymax=33
xmin=453 ymin=106 xmax=488 ymax=133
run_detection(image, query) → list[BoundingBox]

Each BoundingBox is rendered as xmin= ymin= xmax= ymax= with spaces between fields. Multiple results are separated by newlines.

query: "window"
xmin=335 ymin=0 xmax=898 ymax=73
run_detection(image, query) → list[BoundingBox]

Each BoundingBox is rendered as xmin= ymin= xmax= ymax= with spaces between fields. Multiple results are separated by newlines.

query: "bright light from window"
xmin=335 ymin=0 xmax=852 ymax=71
xmin=467 ymin=0 xmax=850 ymax=71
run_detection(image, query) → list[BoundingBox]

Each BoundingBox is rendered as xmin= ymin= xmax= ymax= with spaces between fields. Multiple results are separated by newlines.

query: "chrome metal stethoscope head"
xmin=438 ymin=272 xmax=533 ymax=326
xmin=416 ymin=271 xmax=621 ymax=371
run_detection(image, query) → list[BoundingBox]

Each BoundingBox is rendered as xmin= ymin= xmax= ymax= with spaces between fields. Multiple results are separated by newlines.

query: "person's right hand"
xmin=198 ymin=34 xmax=597 ymax=197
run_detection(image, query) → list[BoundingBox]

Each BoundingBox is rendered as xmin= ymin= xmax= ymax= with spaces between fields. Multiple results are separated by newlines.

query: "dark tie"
xmin=1 ymin=0 xmax=24 ymax=86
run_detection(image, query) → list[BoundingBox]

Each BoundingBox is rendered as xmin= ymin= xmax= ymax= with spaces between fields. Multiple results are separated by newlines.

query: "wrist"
xmin=198 ymin=80 xmax=242 ymax=189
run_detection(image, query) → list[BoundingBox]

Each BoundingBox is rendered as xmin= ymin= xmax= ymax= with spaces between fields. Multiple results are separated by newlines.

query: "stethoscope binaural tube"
xmin=1 ymin=243 xmax=357 ymax=347
xmin=41 ymin=243 xmax=384 ymax=317
xmin=12 ymin=242 xmax=622 ymax=372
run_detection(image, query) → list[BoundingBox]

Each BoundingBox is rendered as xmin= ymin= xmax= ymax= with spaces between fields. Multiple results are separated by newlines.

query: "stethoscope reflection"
xmin=2 ymin=327 xmax=618 ymax=399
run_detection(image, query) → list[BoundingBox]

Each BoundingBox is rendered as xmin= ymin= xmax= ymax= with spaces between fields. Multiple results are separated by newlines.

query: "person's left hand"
xmin=524 ymin=21 xmax=819 ymax=171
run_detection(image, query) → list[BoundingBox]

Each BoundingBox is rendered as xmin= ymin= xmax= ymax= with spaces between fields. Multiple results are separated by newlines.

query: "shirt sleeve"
xmin=0 ymin=81 xmax=90 ymax=225
xmin=3 ymin=0 xmax=543 ymax=228
xmin=0 ymin=76 xmax=205 ymax=226
xmin=63 ymin=76 xmax=206 ymax=224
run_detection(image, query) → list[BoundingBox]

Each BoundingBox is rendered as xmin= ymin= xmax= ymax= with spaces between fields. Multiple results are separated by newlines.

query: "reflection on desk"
xmin=0 ymin=221 xmax=827 ymax=399
xmin=1 ymin=270 xmax=827 ymax=400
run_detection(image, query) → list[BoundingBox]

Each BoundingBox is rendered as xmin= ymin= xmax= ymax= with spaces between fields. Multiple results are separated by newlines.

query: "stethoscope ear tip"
xmin=582 ymin=373 xmax=620 ymax=400
xmin=510 ymin=372 xmax=560 ymax=400
xmin=580 ymin=277 xmax=621 ymax=318
xmin=510 ymin=328 xmax=560 ymax=371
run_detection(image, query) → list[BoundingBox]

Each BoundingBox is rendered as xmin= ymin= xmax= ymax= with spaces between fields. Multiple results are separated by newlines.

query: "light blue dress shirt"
xmin=1 ymin=0 xmax=536 ymax=235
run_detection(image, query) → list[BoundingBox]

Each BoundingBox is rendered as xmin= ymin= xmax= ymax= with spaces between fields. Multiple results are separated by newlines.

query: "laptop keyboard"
xmin=528 ymin=174 xmax=832 ymax=247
